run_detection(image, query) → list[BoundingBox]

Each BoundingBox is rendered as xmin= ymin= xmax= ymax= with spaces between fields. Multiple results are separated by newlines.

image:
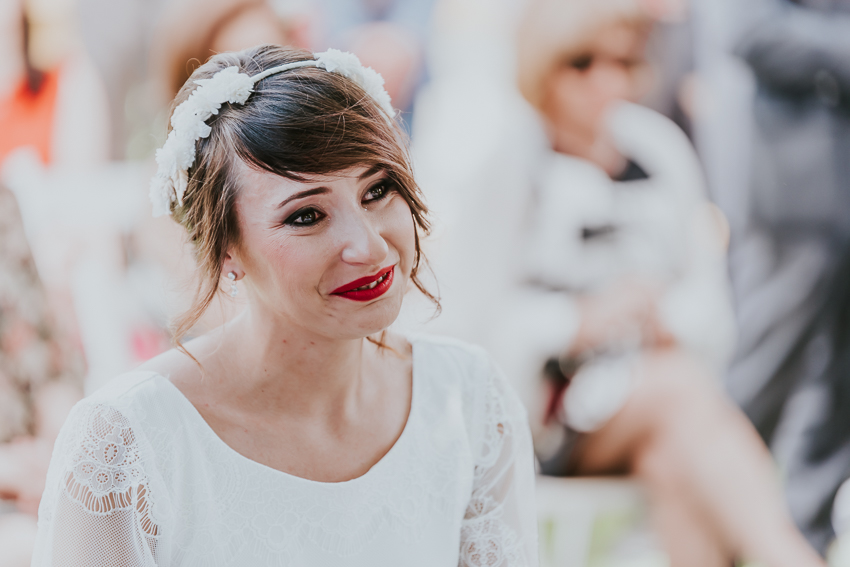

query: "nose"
xmin=339 ymin=208 xmax=389 ymax=266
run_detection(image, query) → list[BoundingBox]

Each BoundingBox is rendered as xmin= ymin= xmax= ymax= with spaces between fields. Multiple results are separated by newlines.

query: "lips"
xmin=331 ymin=265 xmax=395 ymax=301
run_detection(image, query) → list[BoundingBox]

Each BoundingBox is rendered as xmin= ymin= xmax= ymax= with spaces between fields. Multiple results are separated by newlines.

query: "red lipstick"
xmin=331 ymin=265 xmax=395 ymax=301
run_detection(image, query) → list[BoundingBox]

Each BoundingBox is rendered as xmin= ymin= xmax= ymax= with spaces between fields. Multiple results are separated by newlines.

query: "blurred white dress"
xmin=32 ymin=335 xmax=538 ymax=567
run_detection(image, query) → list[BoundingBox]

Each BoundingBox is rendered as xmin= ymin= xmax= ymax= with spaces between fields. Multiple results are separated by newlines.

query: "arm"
xmin=459 ymin=358 xmax=538 ymax=567
xmin=32 ymin=401 xmax=161 ymax=567
xmin=736 ymin=1 xmax=850 ymax=98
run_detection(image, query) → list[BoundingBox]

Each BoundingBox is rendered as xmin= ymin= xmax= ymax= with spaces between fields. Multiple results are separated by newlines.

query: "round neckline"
xmin=152 ymin=338 xmax=419 ymax=486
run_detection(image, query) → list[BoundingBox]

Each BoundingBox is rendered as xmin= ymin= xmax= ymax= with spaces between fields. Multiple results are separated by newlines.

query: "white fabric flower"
xmin=315 ymin=49 xmax=396 ymax=119
xmin=150 ymin=66 xmax=256 ymax=216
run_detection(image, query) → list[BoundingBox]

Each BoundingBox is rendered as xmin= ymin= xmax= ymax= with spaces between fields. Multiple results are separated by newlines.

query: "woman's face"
xmin=543 ymin=21 xmax=649 ymax=144
xmin=229 ymin=163 xmax=416 ymax=340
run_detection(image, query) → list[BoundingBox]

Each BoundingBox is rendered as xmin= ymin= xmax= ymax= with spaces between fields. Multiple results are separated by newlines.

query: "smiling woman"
xmin=31 ymin=45 xmax=539 ymax=567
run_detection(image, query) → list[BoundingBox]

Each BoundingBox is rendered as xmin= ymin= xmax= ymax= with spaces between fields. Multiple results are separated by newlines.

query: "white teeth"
xmin=351 ymin=273 xmax=387 ymax=292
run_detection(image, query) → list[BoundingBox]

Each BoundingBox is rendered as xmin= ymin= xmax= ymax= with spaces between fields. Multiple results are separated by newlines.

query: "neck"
xmin=218 ymin=304 xmax=368 ymax=417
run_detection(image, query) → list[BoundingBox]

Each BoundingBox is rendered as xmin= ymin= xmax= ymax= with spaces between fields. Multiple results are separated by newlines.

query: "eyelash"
xmin=363 ymin=180 xmax=395 ymax=203
xmin=284 ymin=207 xmax=325 ymax=227
xmin=283 ymin=180 xmax=396 ymax=227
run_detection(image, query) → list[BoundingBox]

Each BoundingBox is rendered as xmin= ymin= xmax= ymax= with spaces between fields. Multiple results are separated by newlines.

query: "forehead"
xmin=585 ymin=21 xmax=647 ymax=55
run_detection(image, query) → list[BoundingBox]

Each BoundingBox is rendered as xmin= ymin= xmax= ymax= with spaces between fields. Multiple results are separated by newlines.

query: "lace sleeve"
xmin=32 ymin=401 xmax=163 ymax=567
xmin=460 ymin=357 xmax=539 ymax=567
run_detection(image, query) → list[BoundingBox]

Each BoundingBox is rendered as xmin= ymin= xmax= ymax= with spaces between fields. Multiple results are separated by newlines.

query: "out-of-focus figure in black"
xmin=726 ymin=0 xmax=850 ymax=554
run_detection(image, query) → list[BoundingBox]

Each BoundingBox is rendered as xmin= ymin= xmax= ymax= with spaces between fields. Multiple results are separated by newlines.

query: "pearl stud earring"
xmin=227 ymin=272 xmax=238 ymax=297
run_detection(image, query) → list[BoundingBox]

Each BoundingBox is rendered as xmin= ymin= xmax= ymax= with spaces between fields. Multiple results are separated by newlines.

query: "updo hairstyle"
xmin=165 ymin=44 xmax=434 ymax=346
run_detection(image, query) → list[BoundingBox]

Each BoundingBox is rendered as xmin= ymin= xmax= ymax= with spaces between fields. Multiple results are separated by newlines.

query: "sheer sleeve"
xmin=32 ymin=400 xmax=163 ymax=567
xmin=460 ymin=357 xmax=539 ymax=567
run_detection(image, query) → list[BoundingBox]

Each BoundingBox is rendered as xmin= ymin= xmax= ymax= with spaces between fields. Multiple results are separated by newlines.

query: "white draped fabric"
xmin=32 ymin=335 xmax=538 ymax=566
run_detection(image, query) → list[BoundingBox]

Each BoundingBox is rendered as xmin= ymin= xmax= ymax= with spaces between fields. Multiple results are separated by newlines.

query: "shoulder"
xmin=412 ymin=335 xmax=530 ymax=469
xmin=136 ymin=344 xmax=204 ymax=384
xmin=411 ymin=333 xmax=527 ymax=419
xmin=83 ymin=368 xmax=177 ymax=414
xmin=47 ymin=369 xmax=184 ymax=489
xmin=411 ymin=333 xmax=493 ymax=379
xmin=61 ymin=369 xmax=180 ymax=451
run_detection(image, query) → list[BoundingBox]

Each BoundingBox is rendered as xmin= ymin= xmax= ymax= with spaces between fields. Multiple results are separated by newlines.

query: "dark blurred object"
xmin=728 ymin=0 xmax=850 ymax=553
xmin=738 ymin=0 xmax=850 ymax=236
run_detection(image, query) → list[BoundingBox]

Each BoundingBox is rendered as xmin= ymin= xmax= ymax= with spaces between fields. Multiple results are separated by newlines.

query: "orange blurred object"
xmin=0 ymin=68 xmax=61 ymax=165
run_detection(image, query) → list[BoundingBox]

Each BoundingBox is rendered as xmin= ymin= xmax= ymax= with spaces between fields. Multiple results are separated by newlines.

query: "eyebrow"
xmin=275 ymin=168 xmax=387 ymax=209
xmin=276 ymin=187 xmax=331 ymax=209
xmin=359 ymin=165 xmax=386 ymax=180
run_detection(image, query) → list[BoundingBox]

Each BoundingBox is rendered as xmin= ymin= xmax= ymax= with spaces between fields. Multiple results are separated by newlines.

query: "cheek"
xmin=244 ymin=229 xmax=320 ymax=298
xmin=587 ymin=65 xmax=633 ymax=105
xmin=552 ymin=73 xmax=599 ymax=127
xmin=385 ymin=197 xmax=417 ymax=275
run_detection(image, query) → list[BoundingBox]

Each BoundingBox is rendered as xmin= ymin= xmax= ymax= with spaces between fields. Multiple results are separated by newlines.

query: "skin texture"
xmin=541 ymin=19 xmax=825 ymax=567
xmin=141 ymin=165 xmax=416 ymax=483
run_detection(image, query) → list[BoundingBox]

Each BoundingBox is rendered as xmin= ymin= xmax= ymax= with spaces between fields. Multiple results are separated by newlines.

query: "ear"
xmin=221 ymin=250 xmax=244 ymax=280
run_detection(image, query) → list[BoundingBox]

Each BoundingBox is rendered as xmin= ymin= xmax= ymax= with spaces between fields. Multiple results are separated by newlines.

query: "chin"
xmin=337 ymin=291 xmax=405 ymax=340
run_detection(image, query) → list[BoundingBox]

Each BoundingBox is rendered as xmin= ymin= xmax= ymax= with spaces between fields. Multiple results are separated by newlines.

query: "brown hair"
xmin=165 ymin=44 xmax=436 ymax=347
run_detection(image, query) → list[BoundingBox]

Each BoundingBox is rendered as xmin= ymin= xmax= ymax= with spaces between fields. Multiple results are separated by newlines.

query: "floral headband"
xmin=150 ymin=49 xmax=396 ymax=217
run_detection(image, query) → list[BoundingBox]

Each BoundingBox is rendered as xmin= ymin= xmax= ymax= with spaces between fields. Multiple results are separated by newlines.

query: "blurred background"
xmin=2 ymin=0 xmax=850 ymax=565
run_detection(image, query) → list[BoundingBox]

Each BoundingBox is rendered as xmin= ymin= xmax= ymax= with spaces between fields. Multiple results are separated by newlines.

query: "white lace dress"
xmin=32 ymin=335 xmax=538 ymax=567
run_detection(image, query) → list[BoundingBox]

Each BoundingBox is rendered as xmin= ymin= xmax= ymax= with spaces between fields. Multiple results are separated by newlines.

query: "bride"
xmin=32 ymin=45 xmax=537 ymax=566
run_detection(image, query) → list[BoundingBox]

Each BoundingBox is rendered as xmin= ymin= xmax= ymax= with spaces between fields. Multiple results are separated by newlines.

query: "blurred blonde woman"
xmin=502 ymin=1 xmax=826 ymax=565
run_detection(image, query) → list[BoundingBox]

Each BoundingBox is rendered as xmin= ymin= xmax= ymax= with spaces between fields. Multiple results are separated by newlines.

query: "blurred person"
xmin=311 ymin=0 xmax=436 ymax=120
xmin=149 ymin=0 xmax=297 ymax=103
xmin=509 ymin=2 xmax=826 ymax=565
xmin=766 ymin=240 xmax=850 ymax=557
xmin=0 ymin=184 xmax=84 ymax=567
xmin=32 ymin=45 xmax=538 ymax=566
xmin=0 ymin=0 xmax=109 ymax=168
xmin=0 ymin=0 xmax=109 ymax=382
xmin=718 ymin=0 xmax=850 ymax=554
xmin=409 ymin=0 xmax=825 ymax=564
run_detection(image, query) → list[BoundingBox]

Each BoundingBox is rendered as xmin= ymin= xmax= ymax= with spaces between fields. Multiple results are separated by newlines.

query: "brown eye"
xmin=569 ymin=53 xmax=594 ymax=71
xmin=285 ymin=207 xmax=324 ymax=226
xmin=363 ymin=181 xmax=394 ymax=203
